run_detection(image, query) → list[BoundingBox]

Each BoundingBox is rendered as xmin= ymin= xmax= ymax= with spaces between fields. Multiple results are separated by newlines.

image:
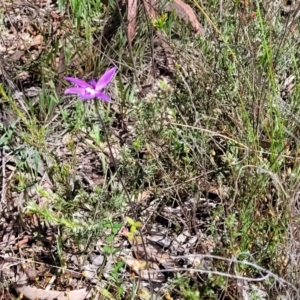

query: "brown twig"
xmin=1 ymin=147 xmax=5 ymax=205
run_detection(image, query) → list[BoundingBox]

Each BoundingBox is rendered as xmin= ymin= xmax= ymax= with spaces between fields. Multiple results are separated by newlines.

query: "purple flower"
xmin=64 ymin=67 xmax=117 ymax=101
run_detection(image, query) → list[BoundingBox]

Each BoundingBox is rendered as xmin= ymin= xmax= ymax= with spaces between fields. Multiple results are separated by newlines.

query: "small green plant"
xmin=102 ymin=221 xmax=123 ymax=255
xmin=125 ymin=217 xmax=142 ymax=242
xmin=172 ymin=275 xmax=201 ymax=300
xmin=151 ymin=13 xmax=168 ymax=30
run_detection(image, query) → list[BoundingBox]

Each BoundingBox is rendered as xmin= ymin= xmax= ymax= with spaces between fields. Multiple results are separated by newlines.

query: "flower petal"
xmin=79 ymin=92 xmax=111 ymax=102
xmin=89 ymin=79 xmax=97 ymax=88
xmin=64 ymin=77 xmax=91 ymax=88
xmin=95 ymin=67 xmax=117 ymax=91
xmin=95 ymin=92 xmax=111 ymax=102
xmin=64 ymin=87 xmax=86 ymax=95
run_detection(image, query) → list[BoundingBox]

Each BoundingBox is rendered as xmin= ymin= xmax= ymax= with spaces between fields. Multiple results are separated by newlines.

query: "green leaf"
xmin=103 ymin=245 xmax=113 ymax=254
xmin=130 ymin=225 xmax=137 ymax=233
xmin=106 ymin=235 xmax=114 ymax=243
xmin=125 ymin=217 xmax=135 ymax=225
xmin=134 ymin=221 xmax=142 ymax=228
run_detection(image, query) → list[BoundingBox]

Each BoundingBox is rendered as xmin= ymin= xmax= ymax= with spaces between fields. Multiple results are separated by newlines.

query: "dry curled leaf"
xmin=132 ymin=189 xmax=151 ymax=203
xmin=121 ymin=254 xmax=165 ymax=282
xmin=142 ymin=0 xmax=158 ymax=18
xmin=138 ymin=288 xmax=151 ymax=300
xmin=165 ymin=0 xmax=205 ymax=36
xmin=127 ymin=0 xmax=138 ymax=45
xmin=9 ymin=50 xmax=25 ymax=62
xmin=121 ymin=228 xmax=180 ymax=269
xmin=14 ymin=274 xmax=92 ymax=300
xmin=29 ymin=34 xmax=43 ymax=47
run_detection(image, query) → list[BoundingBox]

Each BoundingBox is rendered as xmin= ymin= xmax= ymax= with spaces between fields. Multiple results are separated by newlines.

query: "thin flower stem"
xmin=93 ymin=99 xmax=154 ymax=294
xmin=93 ymin=100 xmax=132 ymax=208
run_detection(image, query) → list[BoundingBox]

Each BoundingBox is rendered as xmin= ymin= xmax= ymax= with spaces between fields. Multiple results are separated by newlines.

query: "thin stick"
xmin=1 ymin=147 xmax=5 ymax=204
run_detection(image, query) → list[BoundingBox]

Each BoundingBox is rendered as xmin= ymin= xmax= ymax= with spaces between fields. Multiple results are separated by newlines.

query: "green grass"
xmin=1 ymin=0 xmax=300 ymax=299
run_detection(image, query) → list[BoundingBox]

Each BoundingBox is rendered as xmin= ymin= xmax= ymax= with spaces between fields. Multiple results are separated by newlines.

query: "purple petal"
xmin=64 ymin=77 xmax=91 ymax=88
xmin=89 ymin=79 xmax=97 ymax=88
xmin=79 ymin=92 xmax=111 ymax=102
xmin=95 ymin=92 xmax=111 ymax=102
xmin=64 ymin=87 xmax=86 ymax=95
xmin=95 ymin=67 xmax=117 ymax=91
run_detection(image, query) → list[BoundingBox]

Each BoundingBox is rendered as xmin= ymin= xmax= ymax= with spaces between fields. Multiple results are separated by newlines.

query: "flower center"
xmin=85 ymin=87 xmax=96 ymax=95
